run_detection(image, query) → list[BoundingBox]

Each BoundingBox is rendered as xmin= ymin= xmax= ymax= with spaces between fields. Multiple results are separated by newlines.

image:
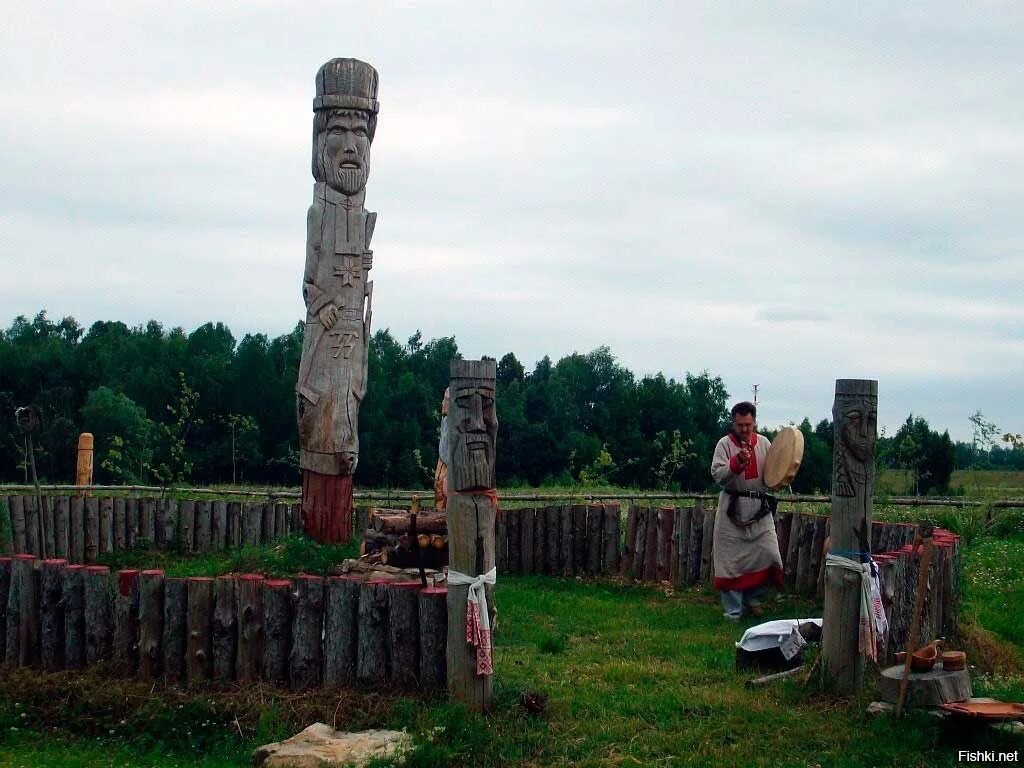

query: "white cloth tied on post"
xmin=824 ymin=553 xmax=887 ymax=662
xmin=447 ymin=566 xmax=497 ymax=676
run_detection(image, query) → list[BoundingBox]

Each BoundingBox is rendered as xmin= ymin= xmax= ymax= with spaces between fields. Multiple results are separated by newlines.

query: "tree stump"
xmin=418 ymin=586 xmax=447 ymax=690
xmin=878 ymin=664 xmax=972 ymax=707
xmin=323 ymin=575 xmax=360 ymax=687
xmin=84 ymin=565 xmax=112 ymax=666
xmin=162 ymin=577 xmax=187 ymax=682
xmin=387 ymin=582 xmax=420 ymax=689
xmin=115 ymin=569 xmax=140 ymax=675
xmin=212 ymin=575 xmax=236 ymax=681
xmin=62 ymin=564 xmax=85 ymax=670
xmin=138 ymin=569 xmax=164 ymax=680
xmin=356 ymin=580 xmax=388 ymax=684
xmin=262 ymin=579 xmax=292 ymax=686
xmin=235 ymin=574 xmax=264 ymax=682
xmin=40 ymin=559 xmax=66 ymax=671
xmin=186 ymin=577 xmax=214 ymax=685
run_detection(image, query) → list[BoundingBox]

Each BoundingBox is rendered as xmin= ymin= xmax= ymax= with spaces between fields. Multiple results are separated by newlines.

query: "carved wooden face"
xmin=837 ymin=399 xmax=877 ymax=464
xmin=322 ymin=111 xmax=371 ymax=195
xmin=449 ymin=381 xmax=498 ymax=491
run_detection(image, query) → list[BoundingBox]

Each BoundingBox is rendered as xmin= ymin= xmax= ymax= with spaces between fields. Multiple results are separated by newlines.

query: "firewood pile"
xmin=358 ymin=507 xmax=449 ymax=569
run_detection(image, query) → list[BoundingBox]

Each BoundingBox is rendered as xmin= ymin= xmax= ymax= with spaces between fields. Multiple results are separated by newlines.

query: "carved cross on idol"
xmin=295 ymin=58 xmax=380 ymax=543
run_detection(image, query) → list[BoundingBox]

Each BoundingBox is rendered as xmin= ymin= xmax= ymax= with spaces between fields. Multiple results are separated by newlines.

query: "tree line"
xmin=0 ymin=311 xmax=1015 ymax=493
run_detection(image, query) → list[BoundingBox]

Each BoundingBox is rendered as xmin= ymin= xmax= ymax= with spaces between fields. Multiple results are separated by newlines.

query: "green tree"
xmin=80 ymin=386 xmax=155 ymax=483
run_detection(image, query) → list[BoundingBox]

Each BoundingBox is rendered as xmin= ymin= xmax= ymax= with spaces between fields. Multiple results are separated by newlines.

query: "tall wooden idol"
xmin=296 ymin=58 xmax=379 ymax=543
xmin=821 ymin=379 xmax=878 ymax=694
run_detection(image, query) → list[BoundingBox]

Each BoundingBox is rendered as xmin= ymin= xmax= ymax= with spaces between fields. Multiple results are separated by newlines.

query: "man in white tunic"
xmin=710 ymin=402 xmax=784 ymax=620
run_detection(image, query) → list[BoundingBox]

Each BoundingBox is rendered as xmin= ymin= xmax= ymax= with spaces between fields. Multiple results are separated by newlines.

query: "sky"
xmin=1 ymin=1 xmax=1021 ymax=442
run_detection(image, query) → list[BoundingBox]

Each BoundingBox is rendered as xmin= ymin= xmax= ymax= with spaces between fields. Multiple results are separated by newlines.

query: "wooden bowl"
xmin=911 ymin=645 xmax=937 ymax=672
xmin=894 ymin=651 xmax=907 ymax=664
xmin=941 ymin=651 xmax=966 ymax=671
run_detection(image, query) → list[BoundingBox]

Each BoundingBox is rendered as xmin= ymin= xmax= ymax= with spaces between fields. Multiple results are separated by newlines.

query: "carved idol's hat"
xmin=313 ymin=58 xmax=379 ymax=114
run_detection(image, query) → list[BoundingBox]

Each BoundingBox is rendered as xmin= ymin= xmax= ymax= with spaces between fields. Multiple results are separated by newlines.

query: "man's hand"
xmin=319 ymin=303 xmax=339 ymax=330
xmin=737 ymin=444 xmax=751 ymax=467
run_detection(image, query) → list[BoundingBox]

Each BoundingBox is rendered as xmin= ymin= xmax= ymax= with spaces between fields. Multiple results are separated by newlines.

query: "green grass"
xmin=962 ymin=534 xmax=1024 ymax=647
xmin=1 ymin=568 xmax=1022 ymax=767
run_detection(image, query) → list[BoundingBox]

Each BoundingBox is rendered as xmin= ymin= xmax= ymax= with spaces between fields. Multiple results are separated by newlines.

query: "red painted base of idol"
xmin=301 ymin=470 xmax=353 ymax=543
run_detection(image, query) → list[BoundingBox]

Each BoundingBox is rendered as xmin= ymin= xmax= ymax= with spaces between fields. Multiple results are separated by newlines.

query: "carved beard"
xmin=320 ymin=143 xmax=370 ymax=196
xmin=450 ymin=436 xmax=493 ymax=491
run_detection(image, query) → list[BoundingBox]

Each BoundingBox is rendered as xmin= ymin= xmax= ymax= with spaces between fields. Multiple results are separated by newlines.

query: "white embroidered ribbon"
xmin=447 ymin=567 xmax=497 ymax=676
xmin=825 ymin=553 xmax=885 ymax=662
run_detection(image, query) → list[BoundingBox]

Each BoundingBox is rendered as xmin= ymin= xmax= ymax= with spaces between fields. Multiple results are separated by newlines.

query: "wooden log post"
xmin=138 ymin=569 xmax=164 ymax=681
xmin=687 ymin=500 xmax=704 ymax=584
xmin=227 ymin=502 xmax=242 ymax=548
xmin=40 ymin=558 xmax=67 ymax=671
xmin=159 ymin=498 xmax=177 ymax=549
xmin=15 ymin=555 xmax=40 ymax=666
xmin=69 ymin=496 xmax=85 ymax=563
xmin=114 ymin=569 xmax=140 ymax=675
xmin=655 ymin=506 xmax=673 ymax=582
xmin=10 ymin=496 xmax=26 ymax=555
xmin=84 ymin=498 xmax=99 ymax=562
xmin=506 ymin=507 xmax=521 ymax=575
xmin=24 ymin=496 xmax=39 ymax=556
xmin=126 ymin=497 xmax=139 ymax=550
xmin=290 ymin=575 xmax=325 ymax=690
xmin=796 ymin=515 xmax=816 ymax=595
xmin=162 ymin=577 xmax=187 ymax=683
xmin=545 ymin=506 xmax=561 ymax=575
xmin=212 ymin=501 xmax=228 ymax=551
xmin=262 ymin=578 xmax=292 ymax=686
xmin=418 ymin=585 xmax=447 ymax=690
xmin=387 ymin=581 xmax=420 ymax=688
xmin=62 ymin=564 xmax=86 ymax=670
xmin=195 ymin=501 xmax=212 ymax=554
xmin=808 ymin=517 xmax=829 ymax=596
xmin=243 ymin=503 xmax=262 ymax=548
xmin=560 ymin=504 xmax=574 ymax=576
xmin=622 ymin=504 xmax=638 ymax=576
xmin=274 ymin=502 xmax=288 ymax=539
xmin=261 ymin=502 xmax=275 ymax=544
xmin=494 ymin=510 xmax=507 ymax=574
xmin=586 ymin=504 xmax=604 ymax=576
xmin=669 ymin=506 xmax=681 ymax=583
xmin=212 ymin=575 xmax=236 ymax=681
xmin=533 ymin=505 xmax=547 ymax=575
xmin=76 ymin=433 xmax=94 ymax=487
xmin=113 ymin=497 xmax=127 ymax=553
xmin=140 ymin=498 xmax=156 ymax=547
xmin=520 ymin=507 xmax=535 ymax=575
xmin=235 ymin=574 xmax=264 ymax=682
xmin=700 ymin=504 xmax=717 ymax=585
xmin=84 ymin=565 xmax=112 ymax=665
xmin=54 ymin=496 xmax=70 ymax=559
xmin=821 ymin=379 xmax=878 ymax=695
xmin=603 ymin=503 xmax=621 ymax=575
xmin=445 ymin=359 xmax=498 ymax=712
xmin=632 ymin=506 xmax=649 ymax=580
xmin=573 ymin=504 xmax=589 ymax=577
xmin=5 ymin=556 xmax=24 ymax=665
xmin=0 ymin=557 xmax=9 ymax=662
xmin=186 ymin=577 xmax=214 ymax=685
xmin=675 ymin=505 xmax=692 ymax=586
xmin=178 ymin=500 xmax=195 ymax=553
xmin=323 ymin=575 xmax=360 ymax=687
xmin=357 ymin=580 xmax=389 ymax=683
xmin=99 ymin=497 xmax=114 ymax=555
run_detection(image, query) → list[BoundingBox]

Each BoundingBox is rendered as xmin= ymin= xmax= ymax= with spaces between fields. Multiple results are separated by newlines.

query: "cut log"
xmin=622 ymin=504 xmax=638 ymax=576
xmin=114 ymin=569 xmax=140 ymax=675
xmin=289 ymin=575 xmax=325 ymax=690
xmin=603 ymin=503 xmax=621 ymax=575
xmin=228 ymin=502 xmax=242 ymax=548
xmin=186 ymin=576 xmax=214 ymax=685
xmin=675 ymin=506 xmax=692 ymax=586
xmin=140 ymin=498 xmax=156 ymax=547
xmin=506 ymin=507 xmax=521 ymax=575
xmin=560 ymin=504 xmax=574 ymax=576
xmin=373 ymin=514 xmax=448 ymax=534
xmin=162 ymin=577 xmax=187 ymax=683
xmin=387 ymin=581 xmax=420 ymax=689
xmin=243 ymin=503 xmax=262 ymax=548
xmin=357 ymin=580 xmax=389 ymax=683
xmin=0 ymin=557 xmax=8 ymax=661
xmin=274 ymin=502 xmax=288 ymax=539
xmin=212 ymin=501 xmax=228 ymax=550
xmin=262 ymin=578 xmax=292 ymax=687
xmin=178 ymin=500 xmax=195 ymax=553
xmin=494 ymin=510 xmax=507 ymax=574
xmin=212 ymin=575 xmax=237 ymax=681
xmin=290 ymin=503 xmax=302 ymax=537
xmin=656 ymin=506 xmax=673 ymax=582
xmin=545 ymin=506 xmax=561 ymax=575
xmin=42 ymin=497 xmax=55 ymax=560
xmin=85 ymin=498 xmax=99 ymax=562
xmin=54 ymin=496 xmax=70 ymax=559
xmin=323 ymin=576 xmax=360 ymax=687
xmin=533 ymin=506 xmax=547 ymax=575
xmin=195 ymin=501 xmax=212 ymax=554
xmin=40 ymin=558 xmax=67 ymax=671
xmin=125 ymin=497 xmax=139 ymax=550
xmin=70 ymin=496 xmax=85 ymax=563
xmin=235 ymin=574 xmax=264 ymax=682
xmin=24 ymin=496 xmax=39 ymax=556
xmin=15 ymin=555 xmax=40 ymax=666
xmin=572 ymin=505 xmax=588 ymax=577
xmin=808 ymin=517 xmax=828 ymax=597
xmin=159 ymin=498 xmax=177 ymax=549
xmin=84 ymin=565 xmax=112 ymax=665
xmin=113 ymin=497 xmax=126 ymax=552
xmin=138 ymin=569 xmax=164 ymax=681
xmin=261 ymin=502 xmax=275 ymax=544
xmin=99 ymin=497 xmax=114 ymax=555
xmin=5 ymin=556 xmax=24 ymax=665
xmin=10 ymin=496 xmax=26 ymax=554
xmin=632 ymin=507 xmax=648 ymax=580
xmin=669 ymin=505 xmax=681 ymax=584
xmin=878 ymin=664 xmax=972 ymax=707
xmin=688 ymin=500 xmax=704 ymax=584
xmin=796 ymin=515 xmax=816 ymax=595
xmin=785 ymin=514 xmax=804 ymax=589
xmin=62 ymin=564 xmax=86 ymax=670
xmin=418 ymin=585 xmax=447 ymax=690
xmin=520 ymin=507 xmax=535 ymax=575
xmin=586 ymin=504 xmax=604 ymax=576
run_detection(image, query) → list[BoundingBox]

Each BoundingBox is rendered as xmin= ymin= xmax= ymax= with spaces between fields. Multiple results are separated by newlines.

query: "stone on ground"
xmin=253 ymin=723 xmax=413 ymax=767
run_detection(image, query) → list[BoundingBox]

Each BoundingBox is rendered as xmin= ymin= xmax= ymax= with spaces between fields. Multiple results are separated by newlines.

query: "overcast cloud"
xmin=2 ymin=1 xmax=1021 ymax=441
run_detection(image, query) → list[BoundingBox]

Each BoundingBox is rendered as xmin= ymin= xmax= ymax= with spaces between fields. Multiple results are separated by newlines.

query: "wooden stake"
xmin=40 ymin=559 xmax=67 ymax=671
xmin=323 ymin=575 xmax=359 ymax=687
xmin=235 ymin=574 xmax=264 ymax=682
xmin=62 ymin=564 xmax=86 ymax=670
xmin=418 ymin=586 xmax=447 ymax=690
xmin=212 ymin=575 xmax=236 ymax=681
xmin=84 ymin=565 xmax=112 ymax=665
xmin=289 ymin=575 xmax=325 ymax=690
xmin=138 ymin=569 xmax=164 ymax=681
xmin=163 ymin=577 xmax=187 ymax=682
xmin=114 ymin=569 xmax=140 ymax=675
xmin=186 ymin=576 xmax=214 ymax=685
